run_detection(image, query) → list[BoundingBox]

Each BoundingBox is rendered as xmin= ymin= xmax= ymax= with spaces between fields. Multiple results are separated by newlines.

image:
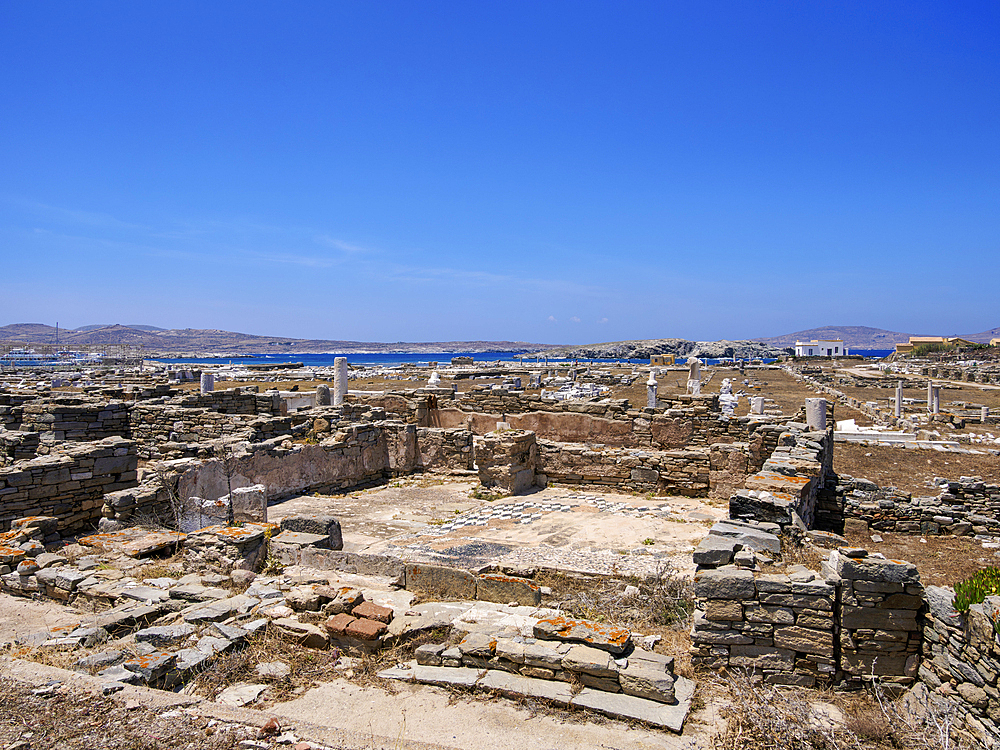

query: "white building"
xmin=795 ymin=339 xmax=848 ymax=357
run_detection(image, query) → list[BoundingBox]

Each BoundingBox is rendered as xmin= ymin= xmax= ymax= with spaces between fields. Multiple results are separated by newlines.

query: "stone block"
xmin=773 ymin=626 xmax=835 ymax=658
xmin=353 ymin=600 xmax=394 ymax=623
xmin=345 ymin=618 xmax=387 ymax=641
xmin=279 ymin=514 xmax=343 ymax=550
xmin=705 ymin=599 xmax=743 ymax=621
xmin=533 ymin=616 xmax=631 ymax=655
xmin=619 ymin=663 xmax=676 ymax=703
xmin=405 ymin=563 xmax=477 ymax=600
xmin=694 ymin=568 xmax=755 ymax=600
xmin=562 ymin=644 xmax=616 ymax=677
xmin=324 ymin=614 xmax=356 ymax=635
xmin=693 ymin=536 xmax=739 ymax=566
xmin=476 ymin=574 xmax=542 ymax=606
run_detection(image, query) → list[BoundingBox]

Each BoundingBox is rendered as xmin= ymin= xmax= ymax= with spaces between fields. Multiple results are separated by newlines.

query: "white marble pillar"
xmin=334 ymin=357 xmax=348 ymax=405
xmin=805 ymin=398 xmax=827 ymax=431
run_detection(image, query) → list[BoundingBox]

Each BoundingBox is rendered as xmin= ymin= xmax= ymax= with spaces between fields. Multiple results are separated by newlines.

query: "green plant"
xmin=953 ymin=566 xmax=1000 ymax=612
xmin=642 ymin=538 xmax=655 ymax=545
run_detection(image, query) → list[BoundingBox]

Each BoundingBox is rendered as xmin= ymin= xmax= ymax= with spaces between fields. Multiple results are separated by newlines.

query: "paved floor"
xmin=268 ymin=479 xmax=725 ymax=576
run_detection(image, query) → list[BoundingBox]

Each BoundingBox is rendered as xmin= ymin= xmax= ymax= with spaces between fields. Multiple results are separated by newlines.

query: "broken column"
xmin=686 ymin=357 xmax=701 ymax=395
xmin=333 ymin=357 xmax=348 ymax=406
xmin=316 ymin=384 xmax=331 ymax=406
xmin=646 ymin=372 xmax=658 ymax=408
xmin=894 ymin=381 xmax=903 ymax=418
xmin=200 ymin=372 xmax=214 ymax=394
xmin=805 ymin=398 xmax=827 ymax=431
xmin=428 ymin=371 xmax=441 ymax=387
xmin=927 ymin=381 xmax=934 ymax=413
xmin=750 ymin=397 xmax=765 ymax=415
xmin=932 ymin=386 xmax=940 ymax=414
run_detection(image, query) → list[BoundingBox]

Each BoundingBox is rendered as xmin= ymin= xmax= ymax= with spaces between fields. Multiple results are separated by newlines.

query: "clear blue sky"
xmin=2 ymin=1 xmax=997 ymax=344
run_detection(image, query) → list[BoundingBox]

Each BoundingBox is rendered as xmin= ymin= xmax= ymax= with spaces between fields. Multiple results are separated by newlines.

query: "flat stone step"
xmin=378 ymin=662 xmax=695 ymax=733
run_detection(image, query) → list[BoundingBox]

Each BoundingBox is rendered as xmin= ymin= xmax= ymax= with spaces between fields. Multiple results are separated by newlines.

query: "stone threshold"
xmin=377 ymin=660 xmax=695 ymax=733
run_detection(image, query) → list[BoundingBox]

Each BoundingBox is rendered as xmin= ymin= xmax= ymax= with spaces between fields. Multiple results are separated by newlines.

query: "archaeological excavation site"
xmin=2 ymin=354 xmax=1000 ymax=750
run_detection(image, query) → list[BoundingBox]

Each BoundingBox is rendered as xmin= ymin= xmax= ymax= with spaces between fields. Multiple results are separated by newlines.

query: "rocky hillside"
xmin=535 ymin=338 xmax=787 ymax=360
xmin=0 ymin=323 xmax=550 ymax=356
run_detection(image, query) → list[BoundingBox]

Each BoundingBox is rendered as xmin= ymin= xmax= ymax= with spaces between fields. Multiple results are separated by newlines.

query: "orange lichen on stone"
xmin=479 ymin=574 xmax=540 ymax=591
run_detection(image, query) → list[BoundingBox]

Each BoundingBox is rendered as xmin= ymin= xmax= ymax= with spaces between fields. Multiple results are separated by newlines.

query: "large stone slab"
xmin=413 ymin=664 xmax=484 ymax=688
xmin=709 ymin=522 xmax=781 ymax=554
xmin=476 ymin=574 xmax=542 ymax=606
xmin=694 ymin=568 xmax=756 ymax=600
xmin=834 ymin=552 xmax=920 ymax=584
xmin=619 ymin=663 xmax=675 ymax=703
xmin=533 ymin=617 xmax=631 ymax=655
xmin=570 ymin=676 xmax=695 ymax=733
xmin=478 ymin=670 xmax=576 ymax=703
xmin=280 ymin=514 xmax=343 ymax=550
xmin=405 ymin=563 xmax=477 ymax=600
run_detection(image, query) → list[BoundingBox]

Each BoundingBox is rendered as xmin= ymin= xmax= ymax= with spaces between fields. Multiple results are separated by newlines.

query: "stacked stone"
xmin=415 ymin=616 xmax=678 ymax=704
xmin=183 ymin=522 xmax=275 ymax=573
xmin=838 ymin=477 xmax=1000 ymax=536
xmin=0 ymin=437 xmax=137 ymax=533
xmin=19 ymin=399 xmax=129 ymax=442
xmin=0 ymin=428 xmax=40 ymax=463
xmin=414 ymin=427 xmax=475 ymax=471
xmin=919 ymin=586 xmax=1000 ymax=747
xmin=827 ymin=550 xmax=922 ymax=684
xmin=475 ymin=429 xmax=539 ymax=495
xmin=535 ymin=439 xmax=710 ymax=496
xmin=690 ymin=566 xmax=837 ymax=687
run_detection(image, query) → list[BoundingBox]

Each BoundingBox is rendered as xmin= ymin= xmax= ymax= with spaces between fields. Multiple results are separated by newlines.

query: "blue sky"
xmin=1 ymin=1 xmax=997 ymax=344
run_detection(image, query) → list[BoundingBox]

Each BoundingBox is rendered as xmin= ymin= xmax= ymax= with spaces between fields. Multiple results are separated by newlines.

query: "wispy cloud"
xmin=570 ymin=316 xmax=581 ymax=323
xmin=314 ymin=235 xmax=372 ymax=254
xmin=547 ymin=315 xmax=558 ymax=322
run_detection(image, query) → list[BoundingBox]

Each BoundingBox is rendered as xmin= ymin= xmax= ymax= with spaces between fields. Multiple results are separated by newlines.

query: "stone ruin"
xmin=1 ymin=367 xmax=1000 ymax=745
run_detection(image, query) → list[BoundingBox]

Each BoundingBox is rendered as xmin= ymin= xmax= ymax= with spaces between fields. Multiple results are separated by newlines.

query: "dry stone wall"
xmin=836 ymin=477 xmax=1000 ymax=536
xmin=919 ymin=587 xmax=1000 ymax=748
xmin=0 ymin=437 xmax=138 ymax=533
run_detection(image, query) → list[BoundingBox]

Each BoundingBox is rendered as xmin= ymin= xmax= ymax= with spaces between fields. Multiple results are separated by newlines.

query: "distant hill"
xmin=74 ymin=324 xmax=167 ymax=332
xmin=535 ymin=338 xmax=785 ymax=360
xmin=0 ymin=323 xmax=550 ymax=356
xmin=754 ymin=326 xmax=911 ymax=349
xmin=755 ymin=325 xmax=1000 ymax=348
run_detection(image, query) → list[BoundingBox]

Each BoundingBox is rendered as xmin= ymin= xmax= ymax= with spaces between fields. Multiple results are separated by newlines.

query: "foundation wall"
xmin=0 ymin=437 xmax=138 ymax=533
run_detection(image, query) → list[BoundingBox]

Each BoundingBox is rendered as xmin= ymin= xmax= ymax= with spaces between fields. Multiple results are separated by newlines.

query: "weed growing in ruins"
xmin=642 ymin=538 xmax=655 ymax=545
xmin=470 ymin=485 xmax=507 ymax=501
xmin=713 ymin=670 xmax=969 ymax=750
xmin=952 ymin=566 xmax=1000 ymax=612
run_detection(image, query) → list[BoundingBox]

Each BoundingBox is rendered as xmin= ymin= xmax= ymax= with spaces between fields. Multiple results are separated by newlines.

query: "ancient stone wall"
xmin=690 ymin=550 xmax=923 ymax=688
xmin=173 ymin=423 xmax=389 ymax=502
xmin=476 ymin=430 xmax=539 ymax=494
xmin=838 ymin=478 xmax=1000 ymax=536
xmin=919 ymin=586 xmax=1000 ymax=747
xmin=0 ymin=437 xmax=138 ymax=533
xmin=536 ymin=439 xmax=710 ymax=496
xmin=19 ymin=398 xmax=130 ymax=442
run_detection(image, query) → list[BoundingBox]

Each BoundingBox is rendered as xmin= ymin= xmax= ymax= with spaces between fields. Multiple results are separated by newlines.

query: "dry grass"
xmin=836 ymin=443 xmax=999 ymax=496
xmin=534 ymin=562 xmax=696 ymax=677
xmin=712 ymin=671 xmax=969 ymax=750
xmin=0 ymin=676 xmax=255 ymax=750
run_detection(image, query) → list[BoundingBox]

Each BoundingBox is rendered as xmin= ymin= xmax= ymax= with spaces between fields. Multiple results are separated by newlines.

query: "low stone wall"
xmin=0 ymin=437 xmax=138 ymax=533
xmin=19 ymin=398 xmax=130 ymax=442
xmin=129 ymin=404 xmax=254 ymax=458
xmin=837 ymin=477 xmax=1000 ymax=536
xmin=537 ymin=439 xmax=710 ymax=496
xmin=173 ymin=423 xmax=390 ymax=502
xmin=171 ymin=389 xmax=282 ymax=416
xmin=415 ymin=427 xmax=474 ymax=472
xmin=691 ymin=567 xmax=837 ymax=687
xmin=919 ymin=586 xmax=1000 ymax=747
xmin=690 ymin=550 xmax=923 ymax=687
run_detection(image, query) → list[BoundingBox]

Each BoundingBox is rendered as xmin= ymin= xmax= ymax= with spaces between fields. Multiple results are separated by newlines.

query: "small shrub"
xmin=953 ymin=567 xmax=1000 ymax=612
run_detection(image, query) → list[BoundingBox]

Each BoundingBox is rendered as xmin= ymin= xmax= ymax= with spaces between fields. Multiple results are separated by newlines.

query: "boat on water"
xmin=1 ymin=348 xmax=104 ymax=365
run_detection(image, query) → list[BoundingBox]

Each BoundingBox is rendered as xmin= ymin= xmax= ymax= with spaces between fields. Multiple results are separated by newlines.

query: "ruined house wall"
xmin=919 ymin=587 xmax=1000 ymax=748
xmin=0 ymin=437 xmax=138 ymax=533
xmin=0 ymin=429 xmax=40 ymax=465
xmin=18 ymin=399 xmax=130 ymax=442
xmin=536 ymin=439 xmax=711 ymax=496
xmin=175 ymin=423 xmax=389 ymax=501
xmin=836 ymin=478 xmax=1000 ymax=536
xmin=415 ymin=427 xmax=474 ymax=472
xmin=690 ymin=552 xmax=922 ymax=688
